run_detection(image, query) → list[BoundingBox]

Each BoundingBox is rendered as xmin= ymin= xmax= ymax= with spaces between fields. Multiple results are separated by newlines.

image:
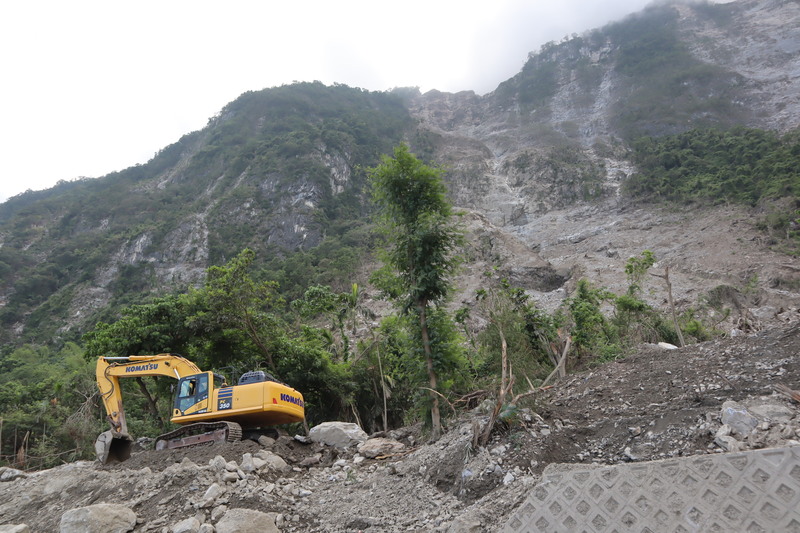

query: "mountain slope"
xmin=0 ymin=0 xmax=798 ymax=347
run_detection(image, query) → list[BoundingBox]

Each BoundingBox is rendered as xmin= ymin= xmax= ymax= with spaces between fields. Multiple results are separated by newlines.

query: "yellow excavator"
xmin=95 ymin=354 xmax=304 ymax=463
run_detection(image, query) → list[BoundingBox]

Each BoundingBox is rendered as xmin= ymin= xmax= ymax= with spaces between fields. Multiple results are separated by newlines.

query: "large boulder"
xmin=308 ymin=422 xmax=368 ymax=448
xmin=59 ymin=504 xmax=136 ymax=533
xmin=215 ymin=508 xmax=279 ymax=533
xmin=357 ymin=437 xmax=406 ymax=459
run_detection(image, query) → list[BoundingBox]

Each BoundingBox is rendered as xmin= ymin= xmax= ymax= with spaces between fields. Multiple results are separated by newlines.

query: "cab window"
xmin=175 ymin=374 xmax=209 ymax=413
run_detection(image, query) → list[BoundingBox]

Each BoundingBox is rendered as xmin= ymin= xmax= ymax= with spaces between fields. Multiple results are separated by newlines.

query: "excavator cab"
xmin=173 ymin=373 xmax=210 ymax=415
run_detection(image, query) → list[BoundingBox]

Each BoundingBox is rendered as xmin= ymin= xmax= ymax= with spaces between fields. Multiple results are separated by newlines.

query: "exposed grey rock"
xmin=721 ymin=401 xmax=759 ymax=436
xmin=171 ymin=516 xmax=200 ymax=533
xmin=257 ymin=435 xmax=276 ymax=447
xmin=180 ymin=457 xmax=198 ymax=469
xmin=240 ymin=453 xmax=256 ymax=473
xmin=298 ymin=453 xmax=322 ymax=467
xmin=211 ymin=505 xmax=228 ymax=522
xmin=0 ymin=526 xmax=30 ymax=533
xmin=309 ymin=421 xmax=368 ymax=448
xmin=0 ymin=467 xmax=25 ymax=482
xmin=254 ymin=450 xmax=289 ymax=472
xmin=215 ymin=508 xmax=279 ymax=533
xmin=715 ymin=435 xmax=742 ymax=452
xmin=747 ymin=402 xmax=795 ymax=423
xmin=199 ymin=483 xmax=223 ymax=508
xmin=59 ymin=504 xmax=136 ymax=533
xmin=447 ymin=517 xmax=483 ymax=533
xmin=357 ymin=437 xmax=406 ymax=458
xmin=208 ymin=455 xmax=227 ymax=471
xmin=221 ymin=471 xmax=238 ymax=483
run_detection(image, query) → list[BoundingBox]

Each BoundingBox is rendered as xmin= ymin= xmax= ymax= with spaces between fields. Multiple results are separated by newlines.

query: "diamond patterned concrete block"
xmin=502 ymin=446 xmax=800 ymax=532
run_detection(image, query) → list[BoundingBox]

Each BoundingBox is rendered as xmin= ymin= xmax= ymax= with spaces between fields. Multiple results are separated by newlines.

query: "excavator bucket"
xmin=95 ymin=430 xmax=133 ymax=464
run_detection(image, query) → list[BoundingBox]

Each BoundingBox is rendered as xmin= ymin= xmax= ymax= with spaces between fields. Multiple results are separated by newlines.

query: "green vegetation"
xmin=0 ymin=82 xmax=412 ymax=346
xmin=626 ymin=127 xmax=800 ymax=205
xmin=0 ymin=343 xmax=99 ymax=469
xmin=369 ymin=145 xmax=465 ymax=437
xmin=601 ymin=5 xmax=748 ymax=138
xmin=625 ymin=127 xmax=800 ymax=253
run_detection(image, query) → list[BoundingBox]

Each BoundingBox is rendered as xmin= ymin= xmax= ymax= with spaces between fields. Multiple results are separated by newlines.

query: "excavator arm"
xmin=95 ymin=354 xmax=205 ymax=463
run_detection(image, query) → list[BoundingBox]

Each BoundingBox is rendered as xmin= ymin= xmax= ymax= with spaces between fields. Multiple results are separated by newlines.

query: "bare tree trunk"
xmin=136 ymin=377 xmax=166 ymax=430
xmin=243 ymin=311 xmax=276 ymax=370
xmin=541 ymin=336 xmax=572 ymax=389
xmin=652 ymin=266 xmax=685 ymax=347
xmin=480 ymin=325 xmax=509 ymax=446
xmin=376 ymin=348 xmax=389 ymax=433
xmin=419 ymin=304 xmax=441 ymax=439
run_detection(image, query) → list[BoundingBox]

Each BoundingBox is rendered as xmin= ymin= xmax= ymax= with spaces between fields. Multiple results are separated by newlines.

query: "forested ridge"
xmin=1 ymin=0 xmax=799 ymax=468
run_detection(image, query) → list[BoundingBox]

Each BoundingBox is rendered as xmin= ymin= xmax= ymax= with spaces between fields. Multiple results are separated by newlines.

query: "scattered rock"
xmin=240 ymin=453 xmax=256 ymax=473
xmin=298 ymin=453 xmax=322 ymax=467
xmin=199 ymin=483 xmax=223 ymax=508
xmin=258 ymin=435 xmax=276 ymax=447
xmin=215 ymin=508 xmax=279 ymax=533
xmin=447 ymin=517 xmax=483 ymax=533
xmin=721 ymin=401 xmax=759 ymax=436
xmin=171 ymin=516 xmax=200 ymax=533
xmin=746 ymin=402 xmax=794 ymax=423
xmin=0 ymin=321 xmax=797 ymax=533
xmin=59 ymin=504 xmax=137 ymax=533
xmin=308 ymin=421 xmax=368 ymax=448
xmin=0 ymin=467 xmax=25 ymax=482
xmin=254 ymin=450 xmax=290 ymax=472
xmin=0 ymin=526 xmax=30 ymax=533
xmin=357 ymin=437 xmax=406 ymax=459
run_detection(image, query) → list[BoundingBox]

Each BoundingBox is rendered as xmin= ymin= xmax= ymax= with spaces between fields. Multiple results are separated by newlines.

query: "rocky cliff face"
xmin=0 ymin=0 xmax=798 ymax=342
xmin=407 ymin=0 xmax=800 ymax=318
xmin=411 ymin=0 xmax=800 ymax=227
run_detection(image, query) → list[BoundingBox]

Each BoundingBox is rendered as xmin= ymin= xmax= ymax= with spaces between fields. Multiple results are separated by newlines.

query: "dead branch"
xmin=651 ymin=266 xmax=685 ymax=347
xmin=714 ymin=372 xmax=737 ymax=391
xmin=479 ymin=328 xmax=514 ymax=446
xmin=420 ymin=387 xmax=457 ymax=415
xmin=774 ymin=383 xmax=800 ymax=403
xmin=540 ymin=336 xmax=572 ymax=389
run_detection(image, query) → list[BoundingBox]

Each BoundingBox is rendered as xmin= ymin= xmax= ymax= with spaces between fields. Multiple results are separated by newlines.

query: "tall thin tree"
xmin=369 ymin=144 xmax=462 ymax=438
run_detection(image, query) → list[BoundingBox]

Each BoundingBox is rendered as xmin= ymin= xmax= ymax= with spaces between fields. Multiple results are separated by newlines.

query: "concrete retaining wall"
xmin=503 ymin=446 xmax=800 ymax=532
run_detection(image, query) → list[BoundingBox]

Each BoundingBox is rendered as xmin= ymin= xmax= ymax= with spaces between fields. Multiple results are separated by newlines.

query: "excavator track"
xmin=154 ymin=421 xmax=242 ymax=451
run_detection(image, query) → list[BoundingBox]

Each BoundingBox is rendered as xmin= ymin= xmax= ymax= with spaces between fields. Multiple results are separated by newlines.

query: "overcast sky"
xmin=0 ymin=0 xmax=658 ymax=202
